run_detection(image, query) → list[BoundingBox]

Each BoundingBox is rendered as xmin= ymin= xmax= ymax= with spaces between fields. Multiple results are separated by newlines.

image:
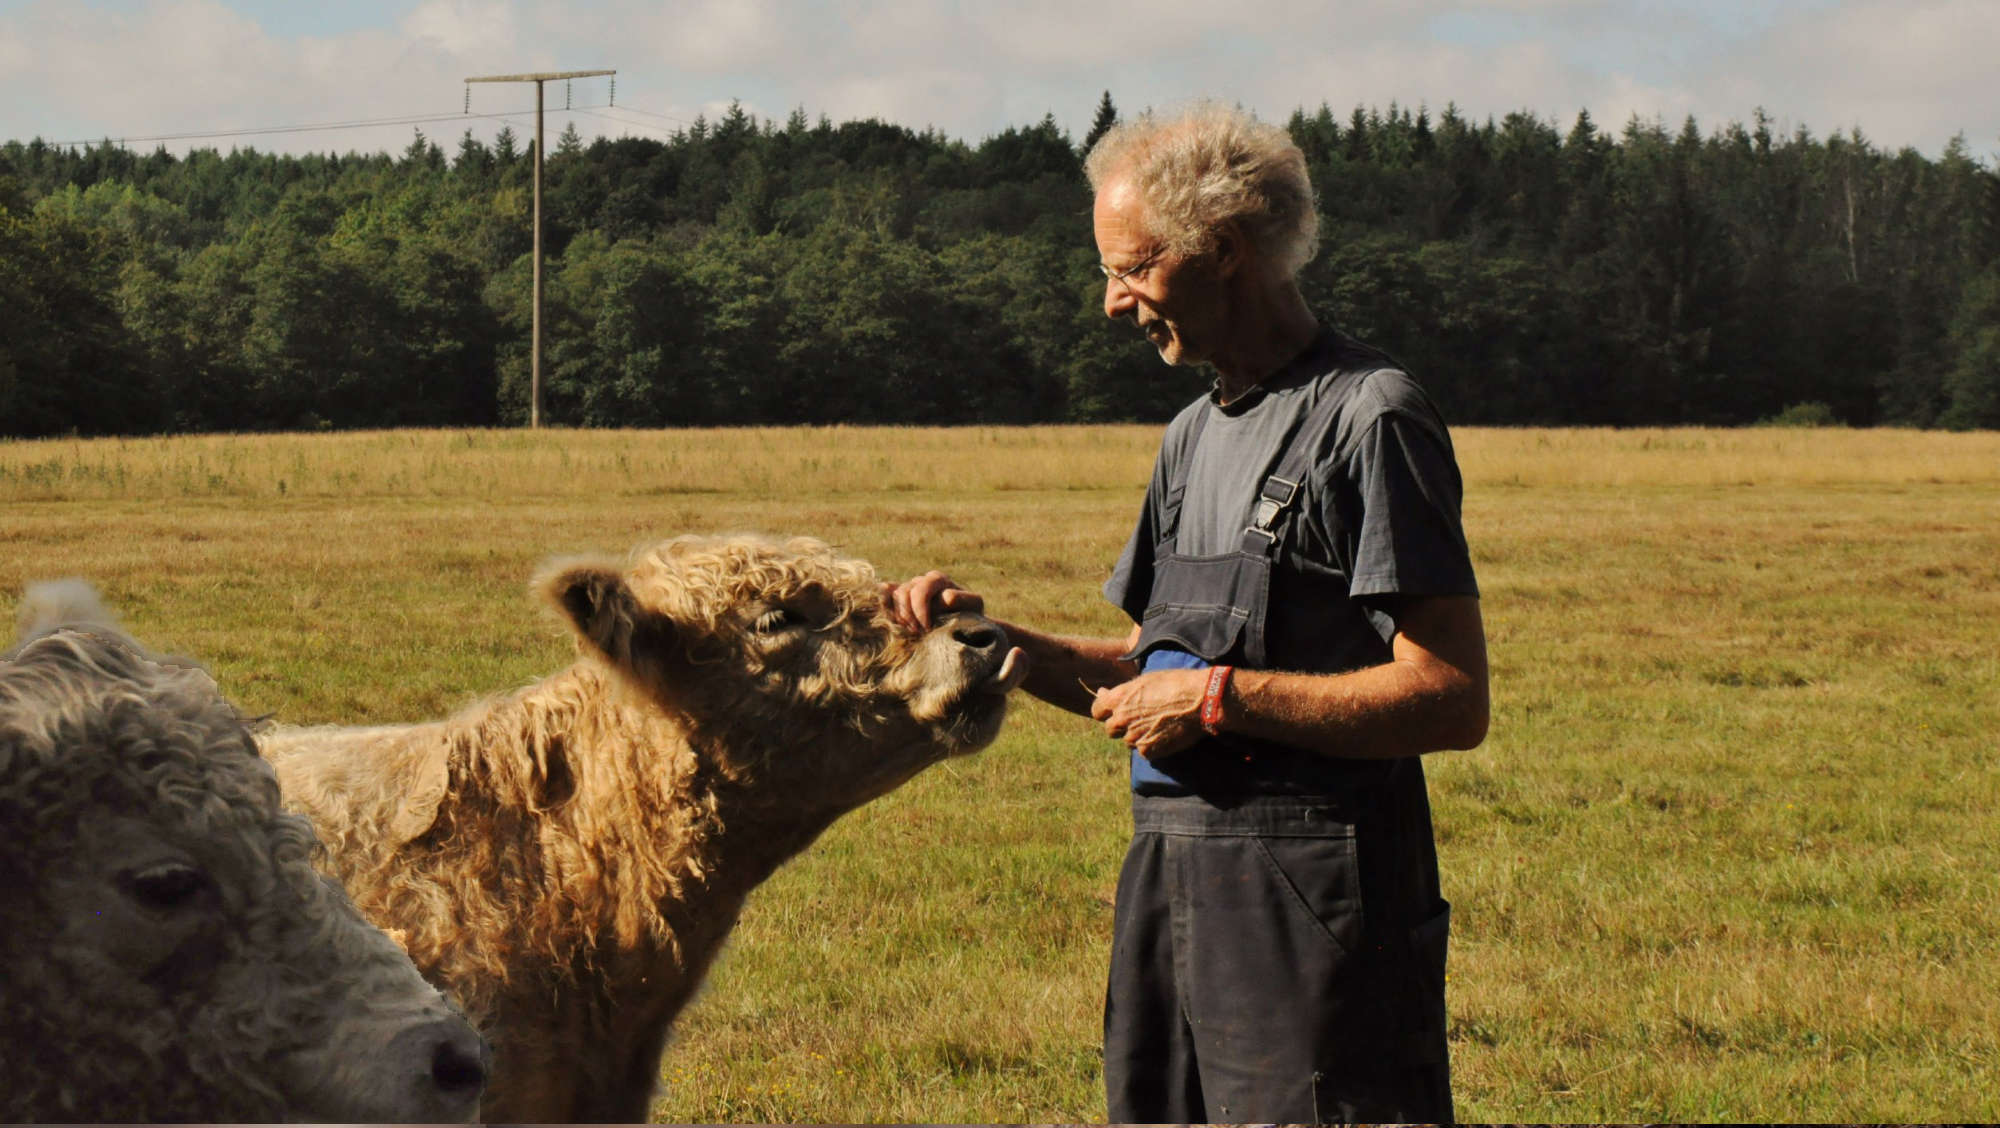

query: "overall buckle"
xmin=1251 ymin=475 xmax=1299 ymax=531
xmin=1242 ymin=475 xmax=1299 ymax=557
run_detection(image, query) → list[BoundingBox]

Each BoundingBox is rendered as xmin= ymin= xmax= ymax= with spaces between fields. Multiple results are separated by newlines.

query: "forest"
xmin=3 ymin=94 xmax=1997 ymax=435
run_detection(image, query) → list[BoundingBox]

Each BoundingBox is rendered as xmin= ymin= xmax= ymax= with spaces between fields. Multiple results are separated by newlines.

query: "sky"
xmin=1 ymin=0 xmax=1995 ymax=162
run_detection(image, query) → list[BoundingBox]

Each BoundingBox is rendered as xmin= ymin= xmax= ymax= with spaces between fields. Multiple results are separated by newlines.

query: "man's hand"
xmin=881 ymin=570 xmax=985 ymax=632
xmin=882 ymin=572 xmax=1143 ymax=720
xmin=1089 ymin=668 xmax=1209 ymax=760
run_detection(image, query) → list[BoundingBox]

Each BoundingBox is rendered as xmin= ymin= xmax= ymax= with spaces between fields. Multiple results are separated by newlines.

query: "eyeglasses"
xmin=1098 ymin=246 xmax=1165 ymax=291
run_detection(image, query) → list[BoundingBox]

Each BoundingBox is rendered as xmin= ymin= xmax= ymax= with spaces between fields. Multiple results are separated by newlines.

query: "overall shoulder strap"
xmin=1239 ymin=342 xmax=1377 ymax=559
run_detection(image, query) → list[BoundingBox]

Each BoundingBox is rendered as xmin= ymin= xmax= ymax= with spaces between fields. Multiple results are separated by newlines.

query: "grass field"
xmin=3 ymin=424 xmax=1997 ymax=1121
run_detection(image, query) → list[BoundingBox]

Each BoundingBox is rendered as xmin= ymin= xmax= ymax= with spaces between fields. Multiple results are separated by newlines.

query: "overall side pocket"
xmin=1250 ymin=827 xmax=1367 ymax=957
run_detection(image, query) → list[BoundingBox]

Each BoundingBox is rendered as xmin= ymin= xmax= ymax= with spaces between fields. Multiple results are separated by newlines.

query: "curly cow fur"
xmin=260 ymin=533 xmax=1026 ymax=1123
xmin=0 ymin=583 xmax=487 ymax=1123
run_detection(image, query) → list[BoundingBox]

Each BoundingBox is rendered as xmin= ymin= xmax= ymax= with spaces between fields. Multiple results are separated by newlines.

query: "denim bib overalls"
xmin=1123 ymin=336 xmax=1389 ymax=796
xmin=1126 ymin=363 xmax=1332 ymax=667
xmin=1102 ymin=337 xmax=1456 ymax=1124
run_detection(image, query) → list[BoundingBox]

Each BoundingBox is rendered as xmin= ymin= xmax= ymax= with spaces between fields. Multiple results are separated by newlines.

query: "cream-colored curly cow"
xmin=260 ymin=534 xmax=1025 ymax=1123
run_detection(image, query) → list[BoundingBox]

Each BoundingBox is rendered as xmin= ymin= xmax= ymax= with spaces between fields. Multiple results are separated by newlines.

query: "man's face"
xmin=1092 ymin=178 xmax=1225 ymax=367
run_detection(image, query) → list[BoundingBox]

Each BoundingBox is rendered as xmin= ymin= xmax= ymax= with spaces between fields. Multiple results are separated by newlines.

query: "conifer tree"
xmin=555 ymin=122 xmax=584 ymax=158
xmin=1082 ymin=91 xmax=1118 ymax=154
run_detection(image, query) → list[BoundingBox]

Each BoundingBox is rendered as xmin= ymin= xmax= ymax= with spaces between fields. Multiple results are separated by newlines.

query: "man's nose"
xmin=1103 ymin=279 xmax=1135 ymax=320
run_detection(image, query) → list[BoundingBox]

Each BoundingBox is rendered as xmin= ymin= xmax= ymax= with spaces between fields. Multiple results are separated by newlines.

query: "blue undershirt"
xmin=1130 ymin=647 xmax=1208 ymax=793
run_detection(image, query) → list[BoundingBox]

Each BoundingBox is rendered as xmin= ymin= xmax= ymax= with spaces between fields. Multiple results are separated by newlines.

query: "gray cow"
xmin=1 ymin=583 xmax=488 ymax=1122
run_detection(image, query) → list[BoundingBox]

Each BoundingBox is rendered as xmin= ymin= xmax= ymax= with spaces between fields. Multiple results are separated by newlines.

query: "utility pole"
xmin=465 ymin=69 xmax=614 ymax=428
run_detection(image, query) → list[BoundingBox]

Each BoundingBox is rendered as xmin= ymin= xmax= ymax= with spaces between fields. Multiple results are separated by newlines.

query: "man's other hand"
xmin=1089 ymin=668 xmax=1207 ymax=760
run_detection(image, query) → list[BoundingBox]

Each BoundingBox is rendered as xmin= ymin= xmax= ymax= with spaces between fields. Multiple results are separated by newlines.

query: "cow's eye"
xmin=753 ymin=608 xmax=804 ymax=634
xmin=124 ymin=862 xmax=214 ymax=912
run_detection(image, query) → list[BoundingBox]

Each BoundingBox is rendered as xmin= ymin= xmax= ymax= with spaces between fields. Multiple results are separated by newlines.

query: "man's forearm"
xmin=1088 ymin=595 xmax=1488 ymax=761
xmin=1225 ymin=661 xmax=1488 ymax=759
xmin=993 ymin=620 xmax=1138 ymax=717
xmin=1222 ymin=595 xmax=1489 ymax=759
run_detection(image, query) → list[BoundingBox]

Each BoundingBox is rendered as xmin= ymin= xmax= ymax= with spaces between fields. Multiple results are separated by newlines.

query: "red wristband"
xmin=1199 ymin=665 xmax=1233 ymax=736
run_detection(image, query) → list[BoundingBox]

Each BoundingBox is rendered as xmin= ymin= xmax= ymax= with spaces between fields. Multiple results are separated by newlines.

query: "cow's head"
xmin=0 ymin=624 xmax=486 ymax=1122
xmin=541 ymin=534 xmax=1025 ymax=804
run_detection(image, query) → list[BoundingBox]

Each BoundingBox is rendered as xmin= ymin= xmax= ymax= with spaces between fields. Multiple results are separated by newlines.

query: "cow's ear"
xmin=387 ymin=741 xmax=452 ymax=845
xmin=540 ymin=560 xmax=671 ymax=667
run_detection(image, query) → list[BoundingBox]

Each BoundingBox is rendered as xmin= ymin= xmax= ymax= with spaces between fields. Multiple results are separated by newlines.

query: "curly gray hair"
xmin=1084 ymin=101 xmax=1320 ymax=277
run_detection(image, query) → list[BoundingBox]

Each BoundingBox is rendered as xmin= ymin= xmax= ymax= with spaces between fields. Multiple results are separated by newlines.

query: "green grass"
xmin=3 ymin=426 xmax=1996 ymax=1121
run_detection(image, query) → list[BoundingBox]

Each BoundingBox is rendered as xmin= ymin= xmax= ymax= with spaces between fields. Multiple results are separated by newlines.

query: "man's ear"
xmin=539 ymin=560 xmax=667 ymax=666
xmin=1212 ymin=220 xmax=1249 ymax=278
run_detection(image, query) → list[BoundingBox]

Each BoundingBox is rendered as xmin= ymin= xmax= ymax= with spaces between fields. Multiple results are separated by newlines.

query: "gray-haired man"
xmin=890 ymin=101 xmax=1487 ymax=1123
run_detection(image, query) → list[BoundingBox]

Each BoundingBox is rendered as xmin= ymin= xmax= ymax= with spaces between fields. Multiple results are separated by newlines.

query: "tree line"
xmin=3 ymin=95 xmax=1996 ymax=436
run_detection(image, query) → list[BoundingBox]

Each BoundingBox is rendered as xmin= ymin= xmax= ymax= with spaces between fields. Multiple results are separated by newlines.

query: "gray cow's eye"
xmin=124 ymin=862 xmax=215 ymax=912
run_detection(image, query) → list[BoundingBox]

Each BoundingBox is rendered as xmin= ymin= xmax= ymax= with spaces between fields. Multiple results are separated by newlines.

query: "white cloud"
xmin=0 ymin=34 xmax=28 ymax=73
xmin=820 ymin=67 xmax=995 ymax=132
xmin=1 ymin=0 xmax=1990 ymax=159
xmin=959 ymin=3 xmax=1233 ymax=69
xmin=6 ymin=0 xmax=283 ymax=140
xmin=401 ymin=0 xmax=518 ymax=59
xmin=578 ymin=0 xmax=805 ymax=72
xmin=1714 ymin=0 xmax=2000 ymax=152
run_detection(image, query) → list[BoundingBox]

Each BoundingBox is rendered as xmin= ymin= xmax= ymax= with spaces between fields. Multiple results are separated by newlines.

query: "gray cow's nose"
xmin=429 ymin=1027 xmax=487 ymax=1095
xmin=951 ymin=621 xmax=1003 ymax=652
xmin=390 ymin=1017 xmax=488 ymax=1108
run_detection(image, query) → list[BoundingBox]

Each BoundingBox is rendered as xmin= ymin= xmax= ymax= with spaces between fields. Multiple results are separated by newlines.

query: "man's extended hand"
xmin=1089 ymin=668 xmax=1209 ymax=760
xmin=881 ymin=570 xmax=985 ymax=632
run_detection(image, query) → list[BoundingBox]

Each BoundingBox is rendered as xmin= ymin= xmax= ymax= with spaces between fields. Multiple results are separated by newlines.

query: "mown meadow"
xmin=3 ymin=425 xmax=1996 ymax=1121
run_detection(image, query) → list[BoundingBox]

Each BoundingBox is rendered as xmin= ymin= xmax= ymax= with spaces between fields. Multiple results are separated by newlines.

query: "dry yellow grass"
xmin=0 ymin=425 xmax=1164 ymax=502
xmin=3 ymin=424 xmax=1995 ymax=1121
xmin=1461 ymin=426 xmax=2000 ymax=487
xmin=6 ymin=425 xmax=1997 ymax=505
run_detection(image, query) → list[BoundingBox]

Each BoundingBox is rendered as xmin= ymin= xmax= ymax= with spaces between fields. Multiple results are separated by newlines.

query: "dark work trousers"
xmin=1103 ymin=793 xmax=1453 ymax=1124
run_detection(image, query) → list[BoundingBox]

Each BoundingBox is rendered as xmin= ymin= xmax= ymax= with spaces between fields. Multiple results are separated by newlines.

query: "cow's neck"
xmin=461 ymin=663 xmax=848 ymax=955
xmin=461 ymin=667 xmax=863 ymax=1121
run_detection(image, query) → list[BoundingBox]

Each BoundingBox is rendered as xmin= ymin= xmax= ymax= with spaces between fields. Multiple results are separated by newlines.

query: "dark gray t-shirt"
xmin=1105 ymin=330 xmax=1478 ymax=679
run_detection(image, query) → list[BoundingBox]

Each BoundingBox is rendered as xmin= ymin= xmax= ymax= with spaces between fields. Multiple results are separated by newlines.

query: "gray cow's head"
xmin=0 ymin=615 xmax=487 ymax=1122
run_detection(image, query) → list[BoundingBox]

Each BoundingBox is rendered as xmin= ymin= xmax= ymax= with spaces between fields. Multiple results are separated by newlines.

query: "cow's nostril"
xmin=430 ymin=1031 xmax=487 ymax=1094
xmin=952 ymin=623 xmax=1001 ymax=651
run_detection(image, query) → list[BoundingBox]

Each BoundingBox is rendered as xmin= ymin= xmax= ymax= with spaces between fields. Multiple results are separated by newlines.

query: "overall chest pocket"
xmin=1131 ymin=551 xmax=1271 ymax=663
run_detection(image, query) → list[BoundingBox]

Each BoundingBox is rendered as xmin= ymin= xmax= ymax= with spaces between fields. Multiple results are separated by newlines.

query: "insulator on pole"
xmin=565 ymin=80 xmax=572 ymax=110
xmin=463 ymin=86 xmax=470 ymax=114
xmin=609 ymin=78 xmax=616 ymax=106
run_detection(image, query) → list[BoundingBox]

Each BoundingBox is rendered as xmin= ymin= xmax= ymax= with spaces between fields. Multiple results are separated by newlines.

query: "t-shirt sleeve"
xmin=1344 ymin=408 xmax=1480 ymax=600
xmin=1105 ymin=400 xmax=1211 ymax=623
xmin=1103 ymin=453 xmax=1169 ymax=624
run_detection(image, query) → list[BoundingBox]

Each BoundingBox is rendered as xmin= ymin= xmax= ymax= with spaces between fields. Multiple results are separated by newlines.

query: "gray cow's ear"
xmin=541 ymin=561 xmax=672 ymax=668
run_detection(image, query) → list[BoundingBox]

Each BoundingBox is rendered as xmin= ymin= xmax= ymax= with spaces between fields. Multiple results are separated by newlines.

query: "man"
xmin=888 ymin=102 xmax=1488 ymax=1123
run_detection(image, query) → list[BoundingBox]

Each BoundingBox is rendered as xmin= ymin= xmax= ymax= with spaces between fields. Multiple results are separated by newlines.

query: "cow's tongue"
xmin=980 ymin=646 xmax=1028 ymax=694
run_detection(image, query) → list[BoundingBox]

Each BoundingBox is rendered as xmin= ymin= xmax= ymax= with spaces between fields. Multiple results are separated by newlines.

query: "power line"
xmin=600 ymin=103 xmax=700 ymax=128
xmin=46 ymin=104 xmax=610 ymax=149
xmin=44 ymin=98 xmax=711 ymax=151
xmin=569 ymin=106 xmax=677 ymax=139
